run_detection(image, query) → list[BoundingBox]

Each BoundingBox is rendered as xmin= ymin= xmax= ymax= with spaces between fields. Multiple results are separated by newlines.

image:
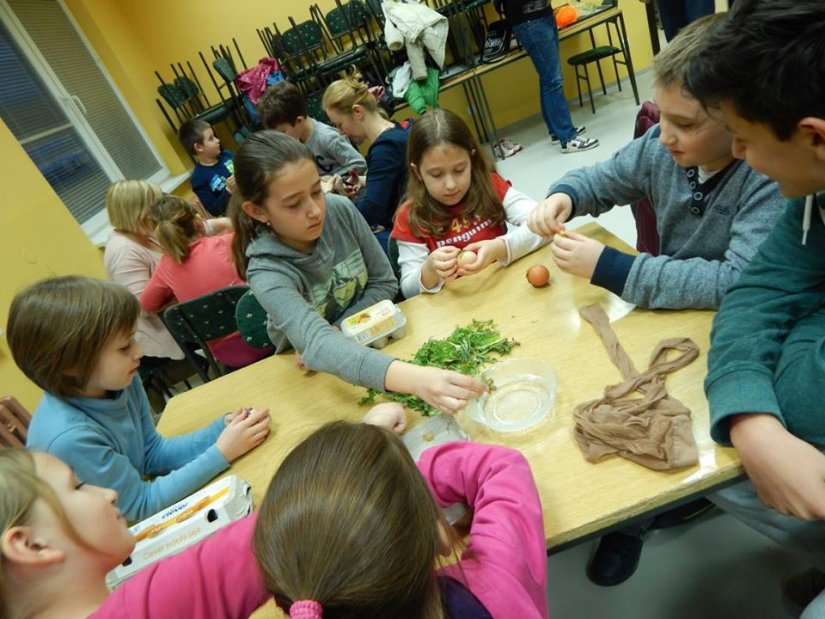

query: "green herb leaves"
xmin=360 ymin=319 xmax=519 ymax=416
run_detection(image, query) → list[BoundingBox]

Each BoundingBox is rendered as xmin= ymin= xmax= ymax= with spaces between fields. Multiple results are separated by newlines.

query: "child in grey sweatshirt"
xmin=528 ymin=15 xmax=785 ymax=310
xmin=231 ymin=131 xmax=486 ymax=415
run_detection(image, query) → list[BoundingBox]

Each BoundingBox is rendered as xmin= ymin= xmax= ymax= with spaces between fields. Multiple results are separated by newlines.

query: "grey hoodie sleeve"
xmin=549 ymin=129 xmax=655 ymax=217
xmin=249 ymin=267 xmax=395 ymax=391
xmin=621 ymin=172 xmax=784 ymax=309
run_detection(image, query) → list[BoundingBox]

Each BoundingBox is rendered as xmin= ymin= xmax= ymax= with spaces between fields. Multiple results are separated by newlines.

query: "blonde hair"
xmin=405 ymin=109 xmax=503 ymax=238
xmin=151 ymin=195 xmax=202 ymax=263
xmin=322 ymin=69 xmax=386 ymax=119
xmin=105 ymin=180 xmax=163 ymax=234
xmin=653 ymin=13 xmax=726 ymax=90
xmin=6 ymin=276 xmax=139 ymax=399
xmin=0 ymin=449 xmax=67 ymax=612
xmin=254 ymin=422 xmax=446 ymax=619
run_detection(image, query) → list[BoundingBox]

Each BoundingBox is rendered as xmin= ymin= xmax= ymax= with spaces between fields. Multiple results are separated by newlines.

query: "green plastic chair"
xmin=235 ymin=289 xmax=275 ymax=350
xmin=162 ymin=285 xmax=253 ymax=380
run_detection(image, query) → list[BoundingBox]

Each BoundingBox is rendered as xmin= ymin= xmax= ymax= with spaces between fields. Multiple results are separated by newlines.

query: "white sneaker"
xmin=551 ymin=126 xmax=586 ymax=143
xmin=561 ymin=136 xmax=599 ymax=153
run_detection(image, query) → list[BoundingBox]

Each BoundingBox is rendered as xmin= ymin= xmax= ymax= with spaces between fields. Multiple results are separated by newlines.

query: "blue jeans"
xmin=513 ymin=16 xmax=577 ymax=144
xmin=654 ymin=0 xmax=715 ymax=41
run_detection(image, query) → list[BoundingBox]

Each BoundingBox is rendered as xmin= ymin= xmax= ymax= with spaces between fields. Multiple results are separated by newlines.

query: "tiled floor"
xmin=495 ymin=71 xmax=807 ymax=618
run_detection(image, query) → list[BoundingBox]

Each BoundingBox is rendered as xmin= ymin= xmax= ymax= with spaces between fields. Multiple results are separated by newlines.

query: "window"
xmin=0 ymin=0 xmax=175 ymax=242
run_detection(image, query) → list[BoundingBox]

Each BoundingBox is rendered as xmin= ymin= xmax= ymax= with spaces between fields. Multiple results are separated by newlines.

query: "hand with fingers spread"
xmin=551 ymin=231 xmax=605 ymax=280
xmin=457 ymin=239 xmax=507 ymax=276
xmin=731 ymin=414 xmax=825 ymax=520
xmin=527 ymin=193 xmax=573 ymax=238
xmin=385 ymin=362 xmax=487 ymax=415
xmin=422 ymin=246 xmax=461 ymax=289
xmin=216 ymin=407 xmax=271 ymax=462
xmin=362 ymin=402 xmax=407 ymax=434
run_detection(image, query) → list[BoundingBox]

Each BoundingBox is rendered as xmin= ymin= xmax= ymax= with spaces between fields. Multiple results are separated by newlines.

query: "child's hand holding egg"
xmin=456 ymin=239 xmax=507 ymax=276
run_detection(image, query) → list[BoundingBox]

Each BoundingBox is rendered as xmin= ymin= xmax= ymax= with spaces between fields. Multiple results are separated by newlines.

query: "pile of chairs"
xmin=155 ymin=40 xmax=255 ymax=149
xmin=256 ymin=0 xmax=393 ymax=121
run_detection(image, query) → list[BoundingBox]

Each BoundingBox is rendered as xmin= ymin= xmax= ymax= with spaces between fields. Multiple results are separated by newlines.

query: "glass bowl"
xmin=467 ymin=358 xmax=558 ymax=432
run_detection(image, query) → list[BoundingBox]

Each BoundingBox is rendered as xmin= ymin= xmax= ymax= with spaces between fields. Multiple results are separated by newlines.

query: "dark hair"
xmin=177 ymin=119 xmax=211 ymax=155
xmin=257 ymin=81 xmax=308 ymax=130
xmin=7 ymin=276 xmax=139 ymax=398
xmin=684 ymin=0 xmax=825 ymax=140
xmin=151 ymin=195 xmax=201 ymax=263
xmin=254 ymin=422 xmax=445 ymax=619
xmin=405 ymin=108 xmax=503 ymax=238
xmin=230 ymin=130 xmax=316 ymax=278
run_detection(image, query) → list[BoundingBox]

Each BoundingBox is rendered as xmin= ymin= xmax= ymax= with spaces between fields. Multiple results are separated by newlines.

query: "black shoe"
xmin=783 ymin=568 xmax=825 ymax=618
xmin=586 ymin=532 xmax=645 ymax=587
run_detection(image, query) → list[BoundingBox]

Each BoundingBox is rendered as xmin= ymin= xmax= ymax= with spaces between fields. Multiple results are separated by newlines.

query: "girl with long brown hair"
xmin=230 ymin=130 xmax=486 ymax=415
xmin=254 ymin=420 xmax=549 ymax=618
xmin=391 ymin=109 xmax=547 ymax=299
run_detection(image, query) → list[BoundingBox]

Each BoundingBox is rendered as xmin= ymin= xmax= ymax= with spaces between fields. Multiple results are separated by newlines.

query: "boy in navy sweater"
xmin=179 ymin=119 xmax=235 ymax=216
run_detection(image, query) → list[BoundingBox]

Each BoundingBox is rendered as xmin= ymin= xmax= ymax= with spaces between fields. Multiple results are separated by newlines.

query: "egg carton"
xmin=340 ymin=299 xmax=407 ymax=349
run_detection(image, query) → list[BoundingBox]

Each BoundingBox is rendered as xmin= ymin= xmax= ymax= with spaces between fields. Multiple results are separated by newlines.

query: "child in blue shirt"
xmin=6 ymin=275 xmax=271 ymax=521
xmin=179 ymin=119 xmax=235 ymax=216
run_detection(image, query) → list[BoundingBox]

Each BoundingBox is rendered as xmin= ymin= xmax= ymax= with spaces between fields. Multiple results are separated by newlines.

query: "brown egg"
xmin=526 ymin=264 xmax=551 ymax=287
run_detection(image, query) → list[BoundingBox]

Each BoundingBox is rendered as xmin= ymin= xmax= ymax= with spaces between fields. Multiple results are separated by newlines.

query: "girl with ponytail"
xmin=141 ymin=195 xmax=271 ymax=369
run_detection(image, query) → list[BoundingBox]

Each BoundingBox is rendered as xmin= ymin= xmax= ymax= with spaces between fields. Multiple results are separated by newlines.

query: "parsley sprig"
xmin=359 ymin=319 xmax=519 ymax=416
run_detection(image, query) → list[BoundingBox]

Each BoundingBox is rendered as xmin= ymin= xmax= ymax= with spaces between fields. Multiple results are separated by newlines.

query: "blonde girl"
xmin=141 ymin=195 xmax=271 ymax=369
xmin=323 ymin=70 xmax=412 ymax=250
xmin=103 ymin=180 xmax=184 ymax=363
xmin=231 ymin=130 xmax=486 ymax=414
xmin=391 ymin=108 xmax=547 ymax=298
xmin=7 ymin=276 xmax=270 ymax=521
xmin=0 ymin=448 xmax=269 ymax=618
xmin=253 ymin=421 xmax=549 ymax=618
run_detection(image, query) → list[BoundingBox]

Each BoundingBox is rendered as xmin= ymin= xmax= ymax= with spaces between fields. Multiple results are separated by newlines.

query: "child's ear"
xmin=241 ymin=201 xmax=270 ymax=225
xmin=1 ymin=526 xmax=66 ymax=567
xmin=801 ymin=117 xmax=825 ymax=160
xmin=409 ymin=162 xmax=422 ymax=181
xmin=351 ymin=105 xmax=364 ymax=121
xmin=193 ymin=142 xmax=205 ymax=154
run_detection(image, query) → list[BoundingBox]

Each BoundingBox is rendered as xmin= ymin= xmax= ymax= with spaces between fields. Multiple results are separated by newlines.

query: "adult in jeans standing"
xmin=496 ymin=0 xmax=599 ymax=153
xmin=643 ymin=0 xmax=715 ymax=42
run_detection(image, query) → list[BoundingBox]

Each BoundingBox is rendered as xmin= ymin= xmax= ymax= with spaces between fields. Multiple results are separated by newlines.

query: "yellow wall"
xmin=0 ymin=120 xmax=106 ymax=411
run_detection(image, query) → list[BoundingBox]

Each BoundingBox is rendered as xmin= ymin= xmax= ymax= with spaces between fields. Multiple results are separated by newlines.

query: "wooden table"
xmin=158 ymin=222 xmax=742 ymax=552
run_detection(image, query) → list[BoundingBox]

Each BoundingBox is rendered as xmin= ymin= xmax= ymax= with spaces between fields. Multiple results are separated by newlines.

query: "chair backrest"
xmin=174 ymin=74 xmax=200 ymax=99
xmin=235 ymin=289 xmax=275 ymax=350
xmin=632 ymin=101 xmax=661 ymax=256
xmin=213 ymin=56 xmax=237 ymax=84
xmin=162 ymin=286 xmax=250 ymax=377
xmin=0 ymin=396 xmax=31 ymax=448
xmin=157 ymin=82 xmax=188 ymax=110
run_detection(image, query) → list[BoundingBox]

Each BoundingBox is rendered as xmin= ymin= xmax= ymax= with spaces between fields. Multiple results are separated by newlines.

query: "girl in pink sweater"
xmin=254 ymin=419 xmax=549 ymax=619
xmin=0 ymin=448 xmax=269 ymax=619
xmin=141 ymin=195 xmax=271 ymax=369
